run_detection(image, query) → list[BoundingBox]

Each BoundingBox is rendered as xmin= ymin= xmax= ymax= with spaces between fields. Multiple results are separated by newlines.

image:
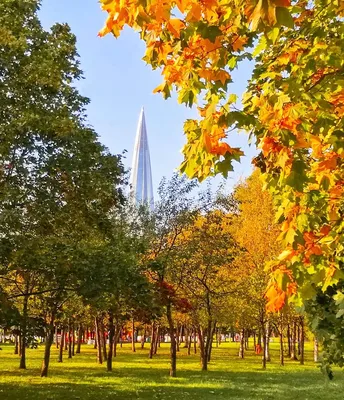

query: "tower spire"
xmin=130 ymin=108 xmax=154 ymax=210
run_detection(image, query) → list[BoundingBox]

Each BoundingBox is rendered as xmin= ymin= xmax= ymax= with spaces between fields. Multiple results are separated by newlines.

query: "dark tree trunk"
xmin=68 ymin=320 xmax=72 ymax=359
xmin=107 ymin=311 xmax=114 ymax=372
xmin=95 ymin=317 xmax=103 ymax=364
xmin=299 ymin=317 xmax=305 ymax=365
xmin=253 ymin=331 xmax=256 ymax=349
xmin=131 ymin=318 xmax=136 ymax=353
xmin=298 ymin=322 xmax=301 ymax=356
xmin=41 ymin=312 xmax=56 ymax=377
xmin=279 ymin=329 xmax=284 ymax=366
xmin=58 ymin=327 xmax=65 ymax=363
xmin=55 ymin=325 xmax=59 ymax=349
xmin=102 ymin=326 xmax=107 ymax=362
xmin=149 ymin=322 xmax=155 ymax=359
xmin=154 ymin=325 xmax=159 ymax=355
xmin=113 ymin=324 xmax=121 ymax=358
xmin=176 ymin=323 xmax=180 ymax=352
xmin=76 ymin=324 xmax=82 ymax=354
xmin=166 ymin=302 xmax=177 ymax=377
xmin=19 ymin=293 xmax=29 ymax=369
xmin=197 ymin=327 xmax=207 ymax=371
xmin=239 ymin=329 xmax=245 ymax=359
xmin=187 ymin=332 xmax=192 ymax=355
xmin=194 ymin=329 xmax=197 ymax=354
xmin=287 ymin=324 xmax=291 ymax=358
xmin=207 ymin=321 xmax=216 ymax=363
xmin=72 ymin=324 xmax=75 ymax=356
xmin=14 ymin=334 xmax=19 ymax=355
xmin=257 ymin=329 xmax=262 ymax=347
xmin=18 ymin=332 xmax=22 ymax=357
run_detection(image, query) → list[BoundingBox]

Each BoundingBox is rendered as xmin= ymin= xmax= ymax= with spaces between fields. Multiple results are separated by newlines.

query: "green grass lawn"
xmin=0 ymin=341 xmax=343 ymax=400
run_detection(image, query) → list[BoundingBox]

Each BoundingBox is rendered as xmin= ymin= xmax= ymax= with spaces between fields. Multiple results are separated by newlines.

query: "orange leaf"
xmin=167 ymin=19 xmax=185 ymax=38
xmin=232 ymin=36 xmax=248 ymax=51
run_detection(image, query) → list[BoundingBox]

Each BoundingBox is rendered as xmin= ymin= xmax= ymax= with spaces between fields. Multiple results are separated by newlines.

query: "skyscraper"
xmin=130 ymin=108 xmax=154 ymax=210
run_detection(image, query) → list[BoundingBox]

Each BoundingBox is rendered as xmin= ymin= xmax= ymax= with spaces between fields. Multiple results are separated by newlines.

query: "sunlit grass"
xmin=0 ymin=341 xmax=343 ymax=399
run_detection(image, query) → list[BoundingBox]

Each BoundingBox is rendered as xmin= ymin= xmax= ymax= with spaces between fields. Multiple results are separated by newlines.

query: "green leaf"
xmin=196 ymin=23 xmax=222 ymax=43
xmin=276 ymin=7 xmax=294 ymax=29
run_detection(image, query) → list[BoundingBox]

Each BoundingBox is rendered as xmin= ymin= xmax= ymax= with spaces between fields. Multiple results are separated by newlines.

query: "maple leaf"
xmin=232 ymin=35 xmax=248 ymax=51
xmin=167 ymin=19 xmax=185 ymax=38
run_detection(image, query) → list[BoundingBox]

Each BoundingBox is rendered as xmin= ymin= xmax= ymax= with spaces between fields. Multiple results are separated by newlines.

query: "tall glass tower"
xmin=130 ymin=108 xmax=154 ymax=210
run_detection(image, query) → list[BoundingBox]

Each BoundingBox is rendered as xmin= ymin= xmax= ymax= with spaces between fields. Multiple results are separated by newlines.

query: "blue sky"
xmin=39 ymin=0 xmax=257 ymax=194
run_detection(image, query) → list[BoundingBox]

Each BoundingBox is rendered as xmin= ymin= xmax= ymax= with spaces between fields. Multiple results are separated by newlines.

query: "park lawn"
xmin=0 ymin=341 xmax=343 ymax=400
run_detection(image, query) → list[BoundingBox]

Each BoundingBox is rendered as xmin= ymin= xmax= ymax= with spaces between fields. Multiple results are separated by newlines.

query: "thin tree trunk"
xmin=14 ymin=334 xmax=19 ymax=355
xmin=72 ymin=323 xmax=75 ymax=356
xmin=154 ymin=325 xmax=159 ymax=355
xmin=291 ymin=320 xmax=298 ymax=360
xmin=187 ymin=332 xmax=192 ymax=355
xmin=198 ymin=327 xmax=207 ymax=371
xmin=68 ymin=320 xmax=72 ymax=359
xmin=300 ymin=317 xmax=305 ymax=365
xmin=41 ymin=311 xmax=56 ymax=377
xmin=287 ymin=324 xmax=291 ymax=358
xmin=102 ymin=326 xmax=107 ymax=361
xmin=113 ymin=324 xmax=120 ymax=358
xmin=194 ymin=329 xmax=197 ymax=354
xmin=149 ymin=322 xmax=155 ymax=359
xmin=55 ymin=325 xmax=59 ymax=349
xmin=253 ymin=331 xmax=256 ymax=349
xmin=95 ymin=317 xmax=103 ymax=364
xmin=239 ymin=329 xmax=245 ymax=359
xmin=131 ymin=318 xmax=136 ymax=353
xmin=18 ymin=332 xmax=22 ymax=357
xmin=261 ymin=319 xmax=266 ymax=370
xmin=58 ymin=327 xmax=65 ymax=362
xmin=298 ymin=322 xmax=301 ymax=356
xmin=76 ymin=324 xmax=82 ymax=354
xmin=265 ymin=321 xmax=271 ymax=362
xmin=279 ymin=328 xmax=284 ymax=366
xmin=207 ymin=321 xmax=216 ymax=363
xmin=166 ymin=302 xmax=177 ymax=377
xmin=107 ymin=311 xmax=114 ymax=372
xmin=176 ymin=323 xmax=180 ymax=352
xmin=314 ymin=337 xmax=319 ymax=362
xmin=19 ymin=293 xmax=29 ymax=369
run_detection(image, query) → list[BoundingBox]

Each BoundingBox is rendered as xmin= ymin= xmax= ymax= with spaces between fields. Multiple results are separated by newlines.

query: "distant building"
xmin=130 ymin=108 xmax=154 ymax=210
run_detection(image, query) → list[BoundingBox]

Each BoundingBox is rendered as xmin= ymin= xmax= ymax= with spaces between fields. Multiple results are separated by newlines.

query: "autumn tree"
xmin=173 ymin=210 xmax=241 ymax=371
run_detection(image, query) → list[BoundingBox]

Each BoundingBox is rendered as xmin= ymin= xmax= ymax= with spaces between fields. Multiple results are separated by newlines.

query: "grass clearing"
xmin=0 ymin=342 xmax=343 ymax=399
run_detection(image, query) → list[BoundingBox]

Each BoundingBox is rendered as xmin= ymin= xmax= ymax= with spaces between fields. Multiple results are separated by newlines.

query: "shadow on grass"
xmin=0 ymin=366 xmax=342 ymax=400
